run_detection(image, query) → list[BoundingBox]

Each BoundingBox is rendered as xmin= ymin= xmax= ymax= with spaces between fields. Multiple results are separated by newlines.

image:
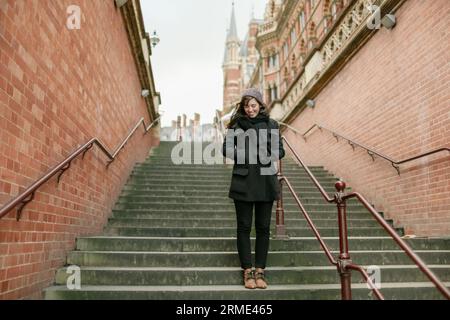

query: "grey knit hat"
xmin=242 ymin=88 xmax=265 ymax=107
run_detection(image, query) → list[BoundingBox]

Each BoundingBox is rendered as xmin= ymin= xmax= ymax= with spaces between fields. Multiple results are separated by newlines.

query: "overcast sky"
xmin=140 ymin=0 xmax=266 ymax=127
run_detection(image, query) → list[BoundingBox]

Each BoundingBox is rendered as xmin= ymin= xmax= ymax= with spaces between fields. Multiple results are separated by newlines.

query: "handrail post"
xmin=335 ymin=180 xmax=352 ymax=300
xmin=275 ymin=159 xmax=288 ymax=239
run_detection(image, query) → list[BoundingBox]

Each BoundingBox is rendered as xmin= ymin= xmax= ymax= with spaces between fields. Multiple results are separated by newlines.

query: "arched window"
xmin=273 ymin=85 xmax=278 ymax=100
xmin=299 ymin=11 xmax=306 ymax=31
xmin=290 ymin=28 xmax=297 ymax=46
xmin=283 ymin=42 xmax=289 ymax=60
xmin=267 ymin=85 xmax=272 ymax=103
xmin=331 ymin=3 xmax=337 ymax=20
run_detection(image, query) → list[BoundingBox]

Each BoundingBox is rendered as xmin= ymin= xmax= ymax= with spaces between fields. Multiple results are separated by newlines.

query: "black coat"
xmin=222 ymin=118 xmax=285 ymax=202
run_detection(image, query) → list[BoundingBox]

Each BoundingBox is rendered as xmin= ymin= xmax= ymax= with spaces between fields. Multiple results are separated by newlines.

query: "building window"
xmin=331 ymin=3 xmax=337 ymax=20
xmin=267 ymin=54 xmax=278 ymax=69
xmin=283 ymin=43 xmax=289 ymax=60
xmin=290 ymin=28 xmax=297 ymax=46
xmin=270 ymin=85 xmax=278 ymax=101
xmin=299 ymin=11 xmax=306 ymax=31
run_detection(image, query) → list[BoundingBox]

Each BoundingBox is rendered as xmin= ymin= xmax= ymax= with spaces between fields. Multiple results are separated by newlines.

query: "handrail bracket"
xmin=82 ymin=143 xmax=94 ymax=159
xmin=392 ymin=163 xmax=400 ymax=175
xmin=16 ymin=192 xmax=35 ymax=221
xmin=367 ymin=150 xmax=375 ymax=162
xmin=57 ymin=161 xmax=72 ymax=184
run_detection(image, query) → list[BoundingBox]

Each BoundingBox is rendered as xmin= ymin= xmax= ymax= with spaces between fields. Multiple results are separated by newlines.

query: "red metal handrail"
xmin=276 ymin=136 xmax=450 ymax=300
xmin=0 ymin=116 xmax=160 ymax=221
xmin=276 ymin=150 xmax=384 ymax=299
xmin=280 ymin=122 xmax=450 ymax=175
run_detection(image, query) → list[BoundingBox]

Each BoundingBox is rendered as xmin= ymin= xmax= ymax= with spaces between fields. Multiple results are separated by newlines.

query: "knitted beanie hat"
xmin=242 ymin=88 xmax=265 ymax=107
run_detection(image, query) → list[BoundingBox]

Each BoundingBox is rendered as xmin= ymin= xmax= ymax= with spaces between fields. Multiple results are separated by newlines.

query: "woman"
xmin=222 ymin=88 xmax=285 ymax=289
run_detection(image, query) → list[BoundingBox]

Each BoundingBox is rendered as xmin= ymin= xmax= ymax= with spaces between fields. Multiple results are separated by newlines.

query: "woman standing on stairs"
xmin=221 ymin=88 xmax=285 ymax=289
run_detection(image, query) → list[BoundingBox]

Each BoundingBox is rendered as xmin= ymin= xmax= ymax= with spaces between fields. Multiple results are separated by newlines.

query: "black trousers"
xmin=233 ymin=200 xmax=274 ymax=269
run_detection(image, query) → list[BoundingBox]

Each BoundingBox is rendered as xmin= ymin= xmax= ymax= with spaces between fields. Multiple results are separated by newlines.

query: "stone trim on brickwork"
xmin=278 ymin=0 xmax=407 ymax=126
xmin=116 ymin=0 xmax=159 ymax=123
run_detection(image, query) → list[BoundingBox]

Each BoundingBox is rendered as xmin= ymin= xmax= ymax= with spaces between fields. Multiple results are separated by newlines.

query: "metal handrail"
xmin=276 ymin=175 xmax=337 ymax=266
xmin=279 ymin=122 xmax=450 ymax=175
xmin=276 ymin=135 xmax=450 ymax=300
xmin=0 ymin=116 xmax=160 ymax=221
xmin=276 ymin=149 xmax=384 ymax=299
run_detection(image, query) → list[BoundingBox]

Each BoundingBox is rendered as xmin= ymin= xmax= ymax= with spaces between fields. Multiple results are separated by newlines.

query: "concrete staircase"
xmin=44 ymin=141 xmax=450 ymax=299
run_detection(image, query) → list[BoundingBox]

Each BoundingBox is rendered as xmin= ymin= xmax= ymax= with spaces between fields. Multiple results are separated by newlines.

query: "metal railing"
xmin=279 ymin=122 xmax=450 ymax=175
xmin=0 ymin=116 xmax=160 ymax=221
xmin=275 ymin=135 xmax=450 ymax=300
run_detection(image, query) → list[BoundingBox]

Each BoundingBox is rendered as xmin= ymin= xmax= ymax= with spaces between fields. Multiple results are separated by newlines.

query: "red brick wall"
xmin=0 ymin=0 xmax=158 ymax=299
xmin=283 ymin=0 xmax=450 ymax=237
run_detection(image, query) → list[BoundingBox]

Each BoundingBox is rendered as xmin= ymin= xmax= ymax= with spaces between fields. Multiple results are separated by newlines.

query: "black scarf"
xmin=236 ymin=113 xmax=270 ymax=131
xmin=236 ymin=114 xmax=273 ymax=163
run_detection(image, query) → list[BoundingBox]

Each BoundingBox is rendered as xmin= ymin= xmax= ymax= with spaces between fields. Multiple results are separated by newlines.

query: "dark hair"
xmin=227 ymin=96 xmax=269 ymax=129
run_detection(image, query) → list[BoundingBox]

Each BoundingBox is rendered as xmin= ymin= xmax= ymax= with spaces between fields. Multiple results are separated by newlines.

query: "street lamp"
xmin=150 ymin=30 xmax=160 ymax=48
xmin=306 ymin=99 xmax=315 ymax=108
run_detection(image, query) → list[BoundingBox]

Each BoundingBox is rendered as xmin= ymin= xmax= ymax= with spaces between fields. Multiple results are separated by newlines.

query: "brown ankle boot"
xmin=255 ymin=269 xmax=267 ymax=289
xmin=243 ymin=269 xmax=256 ymax=289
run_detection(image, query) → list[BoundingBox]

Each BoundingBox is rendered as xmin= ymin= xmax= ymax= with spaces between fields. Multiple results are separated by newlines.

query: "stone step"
xmin=121 ymin=185 xmax=340 ymax=193
xmin=123 ymin=181 xmax=338 ymax=189
xmin=110 ymin=209 xmax=378 ymax=220
xmin=130 ymin=170 xmax=334 ymax=178
xmin=131 ymin=167 xmax=321 ymax=173
xmin=43 ymin=143 xmax=450 ymax=300
xmin=118 ymin=190 xmax=334 ymax=198
xmin=128 ymin=175 xmax=335 ymax=184
xmin=53 ymin=265 xmax=450 ymax=286
xmin=112 ymin=202 xmax=367 ymax=211
xmin=136 ymin=163 xmax=317 ymax=169
xmin=43 ymin=282 xmax=450 ymax=300
xmin=128 ymin=178 xmax=338 ymax=187
xmin=104 ymin=226 xmax=398 ymax=237
xmin=75 ymin=236 xmax=450 ymax=252
xmin=105 ymin=217 xmax=382 ymax=228
xmin=115 ymin=195 xmax=358 ymax=206
xmin=66 ymin=250 xmax=450 ymax=267
xmin=125 ymin=177 xmax=339 ymax=186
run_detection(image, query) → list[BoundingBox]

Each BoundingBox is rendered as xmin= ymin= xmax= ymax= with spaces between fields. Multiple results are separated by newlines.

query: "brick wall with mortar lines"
xmin=283 ymin=0 xmax=450 ymax=237
xmin=0 ymin=0 xmax=158 ymax=299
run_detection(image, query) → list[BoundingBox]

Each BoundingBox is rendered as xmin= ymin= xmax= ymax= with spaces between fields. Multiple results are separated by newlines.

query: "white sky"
xmin=140 ymin=0 xmax=267 ymax=127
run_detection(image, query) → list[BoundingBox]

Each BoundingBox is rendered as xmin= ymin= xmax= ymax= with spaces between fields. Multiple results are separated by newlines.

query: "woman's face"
xmin=244 ymin=98 xmax=260 ymax=118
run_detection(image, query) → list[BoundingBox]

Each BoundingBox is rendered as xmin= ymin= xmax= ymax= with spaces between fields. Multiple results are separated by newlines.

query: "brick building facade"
xmin=224 ymin=0 xmax=450 ymax=236
xmin=0 ymin=0 xmax=160 ymax=299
